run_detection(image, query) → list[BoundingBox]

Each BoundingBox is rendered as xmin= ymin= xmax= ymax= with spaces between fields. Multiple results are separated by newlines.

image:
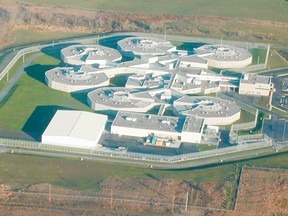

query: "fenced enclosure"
xmin=0 ymin=31 xmax=269 ymax=81
xmin=217 ymin=93 xmax=259 ymax=131
xmin=0 ymin=135 xmax=273 ymax=164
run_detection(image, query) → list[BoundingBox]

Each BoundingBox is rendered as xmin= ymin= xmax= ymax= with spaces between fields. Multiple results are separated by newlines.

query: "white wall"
xmin=111 ymin=125 xmax=180 ymax=139
xmin=239 ymin=82 xmax=272 ymax=97
xmin=42 ymin=136 xmax=98 ymax=149
xmin=181 ymin=131 xmax=202 ymax=143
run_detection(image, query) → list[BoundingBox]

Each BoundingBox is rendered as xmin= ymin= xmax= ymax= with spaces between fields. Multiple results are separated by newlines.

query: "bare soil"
xmin=0 ymin=3 xmax=287 ymax=47
xmin=234 ymin=168 xmax=288 ymax=216
xmin=0 ymin=177 xmax=227 ymax=215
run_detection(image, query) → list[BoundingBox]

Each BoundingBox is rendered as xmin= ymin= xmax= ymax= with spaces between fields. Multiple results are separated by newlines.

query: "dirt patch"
xmin=0 ymin=182 xmax=12 ymax=200
xmin=234 ymin=167 xmax=288 ymax=216
xmin=0 ymin=2 xmax=288 ymax=47
xmin=0 ymin=177 xmax=227 ymax=215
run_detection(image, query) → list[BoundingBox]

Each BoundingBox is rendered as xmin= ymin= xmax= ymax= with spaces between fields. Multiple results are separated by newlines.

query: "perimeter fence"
xmin=0 ymin=135 xmax=272 ymax=163
xmin=217 ymin=93 xmax=259 ymax=131
xmin=0 ymin=31 xmax=269 ymax=81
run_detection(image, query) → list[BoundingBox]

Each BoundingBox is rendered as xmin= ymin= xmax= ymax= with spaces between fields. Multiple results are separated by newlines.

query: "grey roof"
xmin=117 ymin=37 xmax=176 ymax=56
xmin=61 ymin=44 xmax=122 ymax=64
xmin=182 ymin=116 xmax=204 ymax=133
xmin=240 ymin=73 xmax=271 ymax=84
xmin=174 ymin=96 xmax=240 ymax=118
xmin=194 ymin=44 xmax=252 ymax=62
xmin=180 ymin=55 xmax=208 ymax=64
xmin=45 ymin=66 xmax=109 ymax=86
xmin=88 ymin=87 xmax=155 ymax=109
xmin=112 ymin=111 xmax=183 ymax=133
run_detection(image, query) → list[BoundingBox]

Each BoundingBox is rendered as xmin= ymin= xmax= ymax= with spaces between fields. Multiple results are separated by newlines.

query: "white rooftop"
xmin=42 ymin=110 xmax=107 ymax=147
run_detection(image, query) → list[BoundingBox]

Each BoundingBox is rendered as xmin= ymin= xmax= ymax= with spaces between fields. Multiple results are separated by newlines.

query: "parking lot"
xmin=262 ymin=119 xmax=288 ymax=141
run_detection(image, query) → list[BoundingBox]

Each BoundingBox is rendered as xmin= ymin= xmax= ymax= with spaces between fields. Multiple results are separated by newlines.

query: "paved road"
xmin=258 ymin=67 xmax=288 ymax=76
xmin=0 ymin=53 xmax=43 ymax=104
xmin=2 ymin=146 xmax=277 ymax=169
xmin=262 ymin=119 xmax=288 ymax=141
xmin=0 ymin=51 xmax=18 ymax=73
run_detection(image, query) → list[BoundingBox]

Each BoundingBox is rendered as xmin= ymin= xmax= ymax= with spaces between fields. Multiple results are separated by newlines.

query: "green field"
xmin=1 ymin=150 xmax=288 ymax=191
xmin=16 ymin=0 xmax=288 ymax=22
xmin=0 ymin=52 xmax=92 ymax=139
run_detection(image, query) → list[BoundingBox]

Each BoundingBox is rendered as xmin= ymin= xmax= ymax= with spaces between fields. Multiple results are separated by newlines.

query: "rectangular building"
xmin=111 ymin=112 xmax=204 ymax=144
xmin=42 ymin=110 xmax=107 ymax=149
xmin=239 ymin=73 xmax=273 ymax=97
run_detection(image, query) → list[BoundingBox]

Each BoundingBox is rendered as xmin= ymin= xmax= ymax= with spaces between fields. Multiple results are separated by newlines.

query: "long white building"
xmin=239 ymin=73 xmax=274 ymax=97
xmin=42 ymin=110 xmax=107 ymax=149
xmin=111 ymin=112 xmax=204 ymax=143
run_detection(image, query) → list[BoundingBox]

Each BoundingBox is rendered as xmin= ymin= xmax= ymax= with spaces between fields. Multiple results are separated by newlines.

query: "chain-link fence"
xmin=0 ymin=136 xmax=273 ymax=163
xmin=0 ymin=31 xmax=269 ymax=81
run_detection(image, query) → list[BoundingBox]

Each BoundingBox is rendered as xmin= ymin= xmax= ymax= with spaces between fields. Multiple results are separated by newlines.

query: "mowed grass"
xmin=0 ymin=53 xmax=92 ymax=137
xmin=17 ymin=0 xmax=288 ymax=22
xmin=0 ymin=52 xmax=38 ymax=92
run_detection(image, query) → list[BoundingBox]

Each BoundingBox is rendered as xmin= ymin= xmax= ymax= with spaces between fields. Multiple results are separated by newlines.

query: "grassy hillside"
xmin=16 ymin=0 xmax=288 ymax=22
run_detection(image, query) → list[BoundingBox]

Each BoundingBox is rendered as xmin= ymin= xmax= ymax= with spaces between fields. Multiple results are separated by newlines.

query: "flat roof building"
xmin=239 ymin=73 xmax=273 ymax=97
xmin=87 ymin=87 xmax=157 ymax=113
xmin=111 ymin=112 xmax=204 ymax=143
xmin=45 ymin=66 xmax=109 ymax=93
xmin=173 ymin=96 xmax=241 ymax=125
xmin=42 ymin=110 xmax=107 ymax=149
xmin=117 ymin=37 xmax=176 ymax=58
xmin=194 ymin=45 xmax=252 ymax=69
xmin=61 ymin=44 xmax=122 ymax=66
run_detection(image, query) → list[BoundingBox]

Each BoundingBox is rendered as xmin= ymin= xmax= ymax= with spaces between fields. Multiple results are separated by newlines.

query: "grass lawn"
xmin=0 ymin=52 xmax=92 ymax=139
xmin=0 ymin=52 xmax=38 ymax=92
xmin=232 ymin=109 xmax=255 ymax=125
xmin=249 ymin=48 xmax=267 ymax=65
xmin=267 ymin=49 xmax=288 ymax=69
xmin=15 ymin=0 xmax=288 ymax=22
xmin=1 ymin=149 xmax=288 ymax=191
xmin=237 ymin=112 xmax=267 ymax=135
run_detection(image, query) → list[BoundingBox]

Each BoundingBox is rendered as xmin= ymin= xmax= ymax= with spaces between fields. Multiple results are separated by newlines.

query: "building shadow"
xmin=22 ymin=105 xmax=75 ymax=141
xmin=99 ymin=35 xmax=133 ymax=49
xmin=71 ymin=92 xmax=90 ymax=107
xmin=40 ymin=43 xmax=77 ymax=62
xmin=177 ymin=42 xmax=206 ymax=52
xmin=25 ymin=64 xmax=60 ymax=84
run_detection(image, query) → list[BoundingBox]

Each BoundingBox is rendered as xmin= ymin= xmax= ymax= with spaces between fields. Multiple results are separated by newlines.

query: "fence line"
xmin=217 ymin=93 xmax=258 ymax=131
xmin=0 ymin=136 xmax=272 ymax=163
xmin=0 ymin=31 xmax=269 ymax=81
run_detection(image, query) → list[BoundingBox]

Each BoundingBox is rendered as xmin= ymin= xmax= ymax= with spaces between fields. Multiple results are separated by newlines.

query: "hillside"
xmin=0 ymin=2 xmax=287 ymax=49
xmin=12 ymin=0 xmax=288 ymax=22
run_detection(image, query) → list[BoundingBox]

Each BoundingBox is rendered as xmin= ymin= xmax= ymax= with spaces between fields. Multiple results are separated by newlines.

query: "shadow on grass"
xmin=22 ymin=105 xmax=75 ymax=141
xmin=40 ymin=43 xmax=77 ymax=62
xmin=0 ymin=84 xmax=19 ymax=108
xmin=99 ymin=35 xmax=133 ymax=49
xmin=71 ymin=92 xmax=89 ymax=107
xmin=177 ymin=42 xmax=206 ymax=52
xmin=25 ymin=64 xmax=60 ymax=84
